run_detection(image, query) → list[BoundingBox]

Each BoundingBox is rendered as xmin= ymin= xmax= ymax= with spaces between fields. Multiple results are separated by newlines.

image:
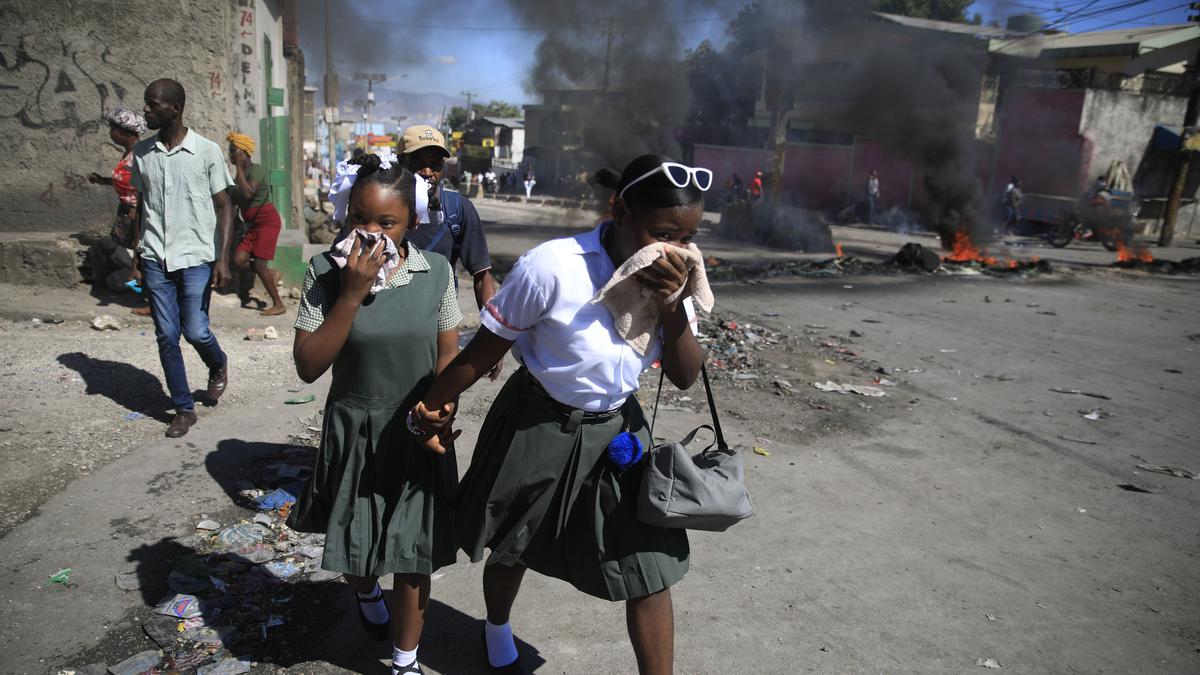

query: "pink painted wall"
xmin=782 ymin=145 xmax=854 ymax=210
xmin=850 ymin=137 xmax=917 ymax=211
xmin=992 ymin=89 xmax=1091 ymax=198
xmin=693 ymin=144 xmax=770 ymax=193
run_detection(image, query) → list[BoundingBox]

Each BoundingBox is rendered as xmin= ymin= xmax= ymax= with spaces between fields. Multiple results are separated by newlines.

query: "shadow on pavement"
xmin=197 ymin=438 xmax=546 ymax=673
xmin=57 ymin=351 xmax=173 ymax=422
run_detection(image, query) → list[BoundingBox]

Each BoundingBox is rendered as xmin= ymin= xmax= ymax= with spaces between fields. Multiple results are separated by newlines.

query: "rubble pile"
xmin=696 ymin=314 xmax=786 ymax=379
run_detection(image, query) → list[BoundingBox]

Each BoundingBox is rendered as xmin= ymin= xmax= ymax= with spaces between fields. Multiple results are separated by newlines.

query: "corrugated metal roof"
xmin=477 ymin=116 xmax=525 ymax=128
xmin=871 ymin=12 xmax=1011 ymax=39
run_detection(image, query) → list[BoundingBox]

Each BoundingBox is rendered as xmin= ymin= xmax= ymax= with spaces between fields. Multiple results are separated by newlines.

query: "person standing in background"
xmin=866 ymin=171 xmax=881 ymax=225
xmin=227 ymin=132 xmax=286 ymax=316
xmin=88 ymin=107 xmax=150 ymax=316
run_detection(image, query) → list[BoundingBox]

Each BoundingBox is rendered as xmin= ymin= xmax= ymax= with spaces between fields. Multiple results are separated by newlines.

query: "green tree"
xmin=447 ymin=100 xmax=523 ymax=131
xmin=446 ymin=105 xmax=469 ymax=130
xmin=481 ymin=100 xmax=521 ymax=117
xmin=869 ymin=0 xmax=974 ymax=23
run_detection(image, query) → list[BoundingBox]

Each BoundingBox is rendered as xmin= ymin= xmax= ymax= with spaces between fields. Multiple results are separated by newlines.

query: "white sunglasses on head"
xmin=618 ymin=162 xmax=714 ymax=200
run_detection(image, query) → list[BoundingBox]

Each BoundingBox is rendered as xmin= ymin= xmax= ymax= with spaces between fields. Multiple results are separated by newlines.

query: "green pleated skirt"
xmin=456 ymin=368 xmax=689 ymax=601
xmin=287 ymin=392 xmax=458 ymax=577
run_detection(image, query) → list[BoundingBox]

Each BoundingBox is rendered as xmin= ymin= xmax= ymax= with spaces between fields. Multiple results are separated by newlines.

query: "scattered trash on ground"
xmin=44 ymin=568 xmax=72 ymax=587
xmin=1050 ymin=388 xmax=1111 ymax=400
xmin=1135 ymin=464 xmax=1198 ymax=480
xmin=975 ymin=657 xmax=1003 ymax=669
xmin=256 ymin=488 xmax=297 ymax=510
xmin=113 ymin=572 xmax=141 ymax=591
xmin=1117 ymin=482 xmax=1160 ymax=494
xmin=1080 ymin=408 xmax=1115 ymax=421
xmin=89 ymin=315 xmax=121 ymax=331
xmin=753 ymin=447 xmax=771 ymax=457
xmin=284 ymin=394 xmax=316 ymax=405
xmin=262 ymin=326 xmax=279 ymax=340
xmin=1057 ymin=434 xmax=1099 ymax=446
xmin=196 ymin=519 xmax=221 ymax=531
xmin=813 ymin=381 xmax=887 ymax=397
xmin=122 ymin=411 xmax=145 ymax=421
xmin=107 ymin=650 xmax=162 ymax=675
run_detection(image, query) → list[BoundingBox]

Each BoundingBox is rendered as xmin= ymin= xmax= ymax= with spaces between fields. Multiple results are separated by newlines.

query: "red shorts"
xmin=236 ymin=202 xmax=282 ymax=260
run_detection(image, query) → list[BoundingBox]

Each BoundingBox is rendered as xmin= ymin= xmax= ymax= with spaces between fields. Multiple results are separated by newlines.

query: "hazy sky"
xmin=297 ymin=0 xmax=1192 ymax=107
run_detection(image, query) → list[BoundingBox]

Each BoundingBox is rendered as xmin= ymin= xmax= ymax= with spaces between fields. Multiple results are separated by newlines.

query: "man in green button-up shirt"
xmin=130 ymin=78 xmax=235 ymax=438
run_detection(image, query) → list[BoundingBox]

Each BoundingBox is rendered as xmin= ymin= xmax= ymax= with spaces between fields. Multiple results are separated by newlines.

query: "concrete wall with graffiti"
xmin=0 ymin=0 xmax=234 ymax=233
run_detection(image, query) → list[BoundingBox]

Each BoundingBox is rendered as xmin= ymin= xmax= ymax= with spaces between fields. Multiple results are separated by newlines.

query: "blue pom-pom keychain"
xmin=606 ymin=431 xmax=644 ymax=471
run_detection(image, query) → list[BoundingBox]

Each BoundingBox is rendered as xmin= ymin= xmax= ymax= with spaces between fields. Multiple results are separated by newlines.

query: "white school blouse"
xmin=481 ymin=223 xmax=696 ymax=412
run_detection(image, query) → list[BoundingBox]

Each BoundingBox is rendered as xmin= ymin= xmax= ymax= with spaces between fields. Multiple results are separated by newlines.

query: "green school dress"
xmin=456 ymin=368 xmax=690 ymax=601
xmin=287 ymin=248 xmax=459 ymax=577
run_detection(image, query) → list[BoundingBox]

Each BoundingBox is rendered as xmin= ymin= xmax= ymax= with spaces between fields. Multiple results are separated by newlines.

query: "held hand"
xmin=486 ymin=359 xmax=504 ymax=382
xmin=634 ymin=247 xmax=692 ymax=313
xmin=340 ymin=235 xmax=386 ymax=302
xmin=410 ymin=401 xmax=460 ymax=454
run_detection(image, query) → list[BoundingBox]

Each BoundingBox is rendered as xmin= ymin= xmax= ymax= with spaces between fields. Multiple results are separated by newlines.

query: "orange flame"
xmin=835 ymin=242 xmax=844 ymax=258
xmin=1116 ymin=240 xmax=1153 ymax=263
xmin=944 ymin=231 xmax=999 ymax=265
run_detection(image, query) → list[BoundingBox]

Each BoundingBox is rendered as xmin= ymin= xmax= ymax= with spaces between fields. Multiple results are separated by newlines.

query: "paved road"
xmin=1 ymin=204 xmax=1197 ymax=673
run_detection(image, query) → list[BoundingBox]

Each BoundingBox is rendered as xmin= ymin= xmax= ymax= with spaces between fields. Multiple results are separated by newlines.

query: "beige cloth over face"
xmin=592 ymin=242 xmax=714 ymax=355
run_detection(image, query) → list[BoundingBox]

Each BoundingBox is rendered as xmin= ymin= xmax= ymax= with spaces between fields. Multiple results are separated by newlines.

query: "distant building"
xmin=461 ymin=116 xmax=525 ymax=177
xmin=524 ymin=89 xmax=622 ymax=186
xmin=693 ymin=12 xmax=1200 ymax=237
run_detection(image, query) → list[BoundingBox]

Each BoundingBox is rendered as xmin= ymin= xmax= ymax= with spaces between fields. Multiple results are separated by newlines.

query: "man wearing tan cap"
xmin=401 ymin=124 xmax=501 ymax=378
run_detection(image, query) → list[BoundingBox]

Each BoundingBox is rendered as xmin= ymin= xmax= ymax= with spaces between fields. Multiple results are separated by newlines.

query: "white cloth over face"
xmin=592 ymin=242 xmax=714 ymax=356
xmin=479 ymin=223 xmax=697 ymax=412
xmin=328 ymin=229 xmax=401 ymax=295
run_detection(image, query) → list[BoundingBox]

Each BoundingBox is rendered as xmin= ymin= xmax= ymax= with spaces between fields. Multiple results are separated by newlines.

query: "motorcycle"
xmin=1045 ymin=191 xmax=1135 ymax=251
xmin=1046 ymin=210 xmax=1121 ymax=251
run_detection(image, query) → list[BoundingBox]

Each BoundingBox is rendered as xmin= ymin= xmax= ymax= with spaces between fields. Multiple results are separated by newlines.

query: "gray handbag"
xmin=638 ymin=364 xmax=754 ymax=531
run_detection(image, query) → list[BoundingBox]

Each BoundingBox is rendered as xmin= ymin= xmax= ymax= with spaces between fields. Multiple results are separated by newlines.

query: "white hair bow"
xmin=329 ymin=150 xmax=400 ymax=224
xmin=328 ymin=150 xmax=433 ymax=227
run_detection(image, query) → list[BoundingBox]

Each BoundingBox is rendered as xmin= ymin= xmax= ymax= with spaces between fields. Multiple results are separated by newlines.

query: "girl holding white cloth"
xmin=410 ymin=153 xmax=712 ymax=674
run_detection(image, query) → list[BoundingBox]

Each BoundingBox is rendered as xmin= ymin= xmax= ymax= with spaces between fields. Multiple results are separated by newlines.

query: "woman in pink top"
xmin=88 ymin=108 xmax=148 ymax=313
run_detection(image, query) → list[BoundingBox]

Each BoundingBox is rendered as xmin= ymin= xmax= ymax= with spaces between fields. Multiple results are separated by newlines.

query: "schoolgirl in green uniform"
xmin=288 ymin=153 xmax=461 ymax=675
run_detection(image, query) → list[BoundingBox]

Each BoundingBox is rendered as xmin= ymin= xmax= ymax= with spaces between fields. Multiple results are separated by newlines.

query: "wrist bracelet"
xmin=405 ymin=408 xmax=426 ymax=436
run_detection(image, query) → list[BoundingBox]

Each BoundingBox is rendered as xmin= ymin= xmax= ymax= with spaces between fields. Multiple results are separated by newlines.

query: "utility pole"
xmin=1158 ymin=3 xmax=1200 ymax=247
xmin=322 ymin=0 xmax=339 ymax=175
xmin=460 ymin=90 xmax=476 ymax=124
xmin=601 ymin=17 xmax=615 ymax=92
xmin=355 ymin=72 xmax=387 ymax=135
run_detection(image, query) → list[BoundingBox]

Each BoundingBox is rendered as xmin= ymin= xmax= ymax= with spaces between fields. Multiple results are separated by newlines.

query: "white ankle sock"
xmin=393 ymin=645 xmax=418 ymax=673
xmin=484 ymin=620 xmax=518 ymax=667
xmin=355 ymin=584 xmax=389 ymax=624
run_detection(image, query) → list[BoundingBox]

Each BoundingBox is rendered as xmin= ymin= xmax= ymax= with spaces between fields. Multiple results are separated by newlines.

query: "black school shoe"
xmin=354 ymin=588 xmax=390 ymax=641
xmin=481 ymin=627 xmax=523 ymax=673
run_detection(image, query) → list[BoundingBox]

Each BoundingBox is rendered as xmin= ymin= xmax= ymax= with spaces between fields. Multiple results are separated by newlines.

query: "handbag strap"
xmin=650 ymin=362 xmax=729 ymax=452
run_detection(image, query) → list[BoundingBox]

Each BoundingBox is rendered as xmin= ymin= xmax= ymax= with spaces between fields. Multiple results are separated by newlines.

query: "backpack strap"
xmin=439 ymin=188 xmax=465 ymax=266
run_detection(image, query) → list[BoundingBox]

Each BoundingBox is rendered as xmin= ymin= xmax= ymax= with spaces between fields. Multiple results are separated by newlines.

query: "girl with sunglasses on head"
xmin=408 ymin=153 xmax=712 ymax=674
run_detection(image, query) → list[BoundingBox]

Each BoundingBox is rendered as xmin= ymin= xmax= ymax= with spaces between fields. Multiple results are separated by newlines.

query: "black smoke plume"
xmin=503 ymin=0 xmax=718 ymax=169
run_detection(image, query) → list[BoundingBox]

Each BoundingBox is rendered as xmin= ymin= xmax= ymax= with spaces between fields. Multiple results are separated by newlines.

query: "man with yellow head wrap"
xmin=227 ymin=131 xmax=285 ymax=315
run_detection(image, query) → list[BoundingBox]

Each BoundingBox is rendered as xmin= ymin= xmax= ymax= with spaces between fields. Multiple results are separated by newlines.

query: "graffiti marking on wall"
xmin=0 ymin=29 xmax=145 ymax=136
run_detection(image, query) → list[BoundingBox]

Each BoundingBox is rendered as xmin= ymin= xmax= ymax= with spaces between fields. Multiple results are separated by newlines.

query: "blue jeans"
xmin=142 ymin=259 xmax=227 ymax=413
xmin=866 ymin=194 xmax=877 ymax=224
